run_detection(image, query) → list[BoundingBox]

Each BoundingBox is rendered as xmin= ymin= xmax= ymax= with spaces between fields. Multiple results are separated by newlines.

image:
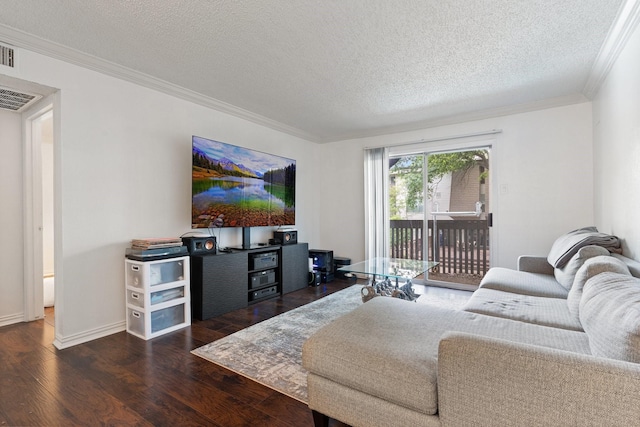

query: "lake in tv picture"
xmin=192 ymin=136 xmax=296 ymax=228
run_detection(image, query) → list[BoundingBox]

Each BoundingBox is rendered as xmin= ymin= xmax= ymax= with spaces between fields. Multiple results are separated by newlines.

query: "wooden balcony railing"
xmin=390 ymin=219 xmax=490 ymax=278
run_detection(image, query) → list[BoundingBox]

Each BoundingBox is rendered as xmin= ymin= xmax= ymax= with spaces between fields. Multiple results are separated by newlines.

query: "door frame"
xmin=22 ymin=93 xmax=59 ymax=322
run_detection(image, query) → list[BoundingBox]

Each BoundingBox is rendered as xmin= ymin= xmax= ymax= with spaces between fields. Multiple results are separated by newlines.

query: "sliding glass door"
xmin=388 ymin=147 xmax=492 ymax=287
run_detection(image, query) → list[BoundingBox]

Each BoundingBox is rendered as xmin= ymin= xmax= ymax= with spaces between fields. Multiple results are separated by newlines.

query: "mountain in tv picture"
xmin=193 ymin=147 xmax=261 ymax=179
xmin=217 ymin=157 xmax=263 ymax=178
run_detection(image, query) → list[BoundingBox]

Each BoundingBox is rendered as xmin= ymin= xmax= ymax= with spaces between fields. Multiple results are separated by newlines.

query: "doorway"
xmin=388 ymin=144 xmax=493 ymax=289
xmin=23 ymin=99 xmax=56 ymax=326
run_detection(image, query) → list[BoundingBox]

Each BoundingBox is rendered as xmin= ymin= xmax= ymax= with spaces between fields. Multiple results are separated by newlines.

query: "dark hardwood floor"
xmin=0 ymin=280 xmax=353 ymax=426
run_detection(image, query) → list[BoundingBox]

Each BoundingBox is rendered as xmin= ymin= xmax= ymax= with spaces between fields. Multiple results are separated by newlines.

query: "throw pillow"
xmin=580 ymin=272 xmax=640 ymax=363
xmin=566 ymin=255 xmax=630 ymax=320
xmin=553 ymin=245 xmax=610 ymax=290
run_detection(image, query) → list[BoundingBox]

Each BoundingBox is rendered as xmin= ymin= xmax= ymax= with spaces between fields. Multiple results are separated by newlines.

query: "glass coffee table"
xmin=338 ymin=257 xmax=438 ymax=285
xmin=338 ymin=257 xmax=439 ymax=301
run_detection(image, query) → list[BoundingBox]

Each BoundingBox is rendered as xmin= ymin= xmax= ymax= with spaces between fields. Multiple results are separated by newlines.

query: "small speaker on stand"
xmin=182 ymin=236 xmax=217 ymax=255
xmin=273 ymin=230 xmax=297 ymax=245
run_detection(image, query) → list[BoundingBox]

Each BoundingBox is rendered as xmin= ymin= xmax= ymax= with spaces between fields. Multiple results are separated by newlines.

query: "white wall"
xmin=318 ymin=103 xmax=595 ymax=269
xmin=592 ymin=20 xmax=640 ymax=259
xmin=1 ymin=49 xmax=320 ymax=347
xmin=0 ymin=109 xmax=24 ymax=325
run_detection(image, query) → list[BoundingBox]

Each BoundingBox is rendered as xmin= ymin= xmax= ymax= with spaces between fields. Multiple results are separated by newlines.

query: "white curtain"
xmin=364 ymin=147 xmax=389 ymax=259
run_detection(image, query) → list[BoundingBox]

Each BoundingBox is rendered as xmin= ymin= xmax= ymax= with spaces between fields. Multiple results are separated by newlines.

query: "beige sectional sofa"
xmin=302 ymin=229 xmax=640 ymax=427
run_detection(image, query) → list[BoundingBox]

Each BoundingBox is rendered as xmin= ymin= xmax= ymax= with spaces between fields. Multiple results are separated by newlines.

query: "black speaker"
xmin=308 ymin=270 xmax=321 ymax=286
xmin=182 ymin=236 xmax=217 ymax=255
xmin=274 ymin=230 xmax=297 ymax=245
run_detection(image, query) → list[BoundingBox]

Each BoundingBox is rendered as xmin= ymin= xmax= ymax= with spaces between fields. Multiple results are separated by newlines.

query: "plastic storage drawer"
xmin=126 ymin=263 xmax=144 ymax=287
xmin=127 ymin=308 xmax=145 ymax=336
xmin=151 ymin=304 xmax=185 ymax=333
xmin=151 ymin=260 xmax=185 ymax=286
xmin=127 ymin=289 xmax=145 ymax=308
xmin=150 ymin=286 xmax=184 ymax=305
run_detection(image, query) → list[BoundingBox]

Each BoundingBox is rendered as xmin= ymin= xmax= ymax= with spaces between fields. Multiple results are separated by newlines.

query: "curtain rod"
xmin=364 ymin=129 xmax=503 ymax=150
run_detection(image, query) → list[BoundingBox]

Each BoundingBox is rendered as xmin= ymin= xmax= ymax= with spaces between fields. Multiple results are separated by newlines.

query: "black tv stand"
xmin=190 ymin=242 xmax=310 ymax=320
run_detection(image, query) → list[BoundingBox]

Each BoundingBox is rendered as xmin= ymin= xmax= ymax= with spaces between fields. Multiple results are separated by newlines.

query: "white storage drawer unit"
xmin=125 ymin=255 xmax=191 ymax=340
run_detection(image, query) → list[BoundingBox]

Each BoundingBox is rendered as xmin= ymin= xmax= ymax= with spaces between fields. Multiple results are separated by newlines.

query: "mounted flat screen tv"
xmin=192 ymin=135 xmax=296 ymax=229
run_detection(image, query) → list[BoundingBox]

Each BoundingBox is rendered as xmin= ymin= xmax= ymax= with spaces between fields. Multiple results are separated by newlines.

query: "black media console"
xmin=190 ymin=242 xmax=309 ymax=320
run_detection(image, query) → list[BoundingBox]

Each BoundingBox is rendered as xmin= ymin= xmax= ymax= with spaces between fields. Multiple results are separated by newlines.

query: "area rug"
xmin=191 ymin=284 xmax=471 ymax=403
xmin=191 ymin=285 xmax=363 ymax=403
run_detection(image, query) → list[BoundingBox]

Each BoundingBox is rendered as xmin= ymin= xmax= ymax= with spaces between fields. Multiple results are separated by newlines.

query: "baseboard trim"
xmin=53 ymin=320 xmax=126 ymax=350
xmin=0 ymin=312 xmax=25 ymax=328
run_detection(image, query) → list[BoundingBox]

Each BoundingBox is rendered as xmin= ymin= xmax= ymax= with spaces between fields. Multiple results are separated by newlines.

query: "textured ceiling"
xmin=0 ymin=0 xmax=626 ymax=142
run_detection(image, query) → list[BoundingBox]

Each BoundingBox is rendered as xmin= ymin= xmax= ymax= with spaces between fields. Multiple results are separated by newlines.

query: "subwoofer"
xmin=182 ymin=236 xmax=217 ymax=255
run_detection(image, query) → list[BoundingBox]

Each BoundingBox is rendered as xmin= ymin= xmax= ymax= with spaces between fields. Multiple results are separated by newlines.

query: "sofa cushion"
xmin=567 ymin=255 xmax=630 ymax=320
xmin=302 ymin=297 xmax=591 ymax=416
xmin=463 ymin=288 xmax=583 ymax=331
xmin=479 ymin=267 xmax=568 ymax=298
xmin=553 ymin=245 xmax=610 ymax=290
xmin=546 ymin=226 xmax=621 ymax=268
xmin=580 ymin=272 xmax=640 ymax=363
xmin=612 ymin=253 xmax=640 ymax=278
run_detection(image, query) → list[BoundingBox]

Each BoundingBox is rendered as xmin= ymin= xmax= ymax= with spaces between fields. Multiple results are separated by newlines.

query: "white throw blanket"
xmin=547 ymin=226 xmax=622 ymax=268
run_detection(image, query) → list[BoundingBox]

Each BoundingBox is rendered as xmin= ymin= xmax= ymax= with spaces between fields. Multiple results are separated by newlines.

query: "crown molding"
xmin=583 ymin=0 xmax=640 ymax=99
xmin=0 ymin=25 xmax=320 ymax=143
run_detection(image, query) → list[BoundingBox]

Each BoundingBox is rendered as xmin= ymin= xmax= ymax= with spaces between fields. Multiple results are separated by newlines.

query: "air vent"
xmin=0 ymin=87 xmax=42 ymax=112
xmin=0 ymin=43 xmax=15 ymax=68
